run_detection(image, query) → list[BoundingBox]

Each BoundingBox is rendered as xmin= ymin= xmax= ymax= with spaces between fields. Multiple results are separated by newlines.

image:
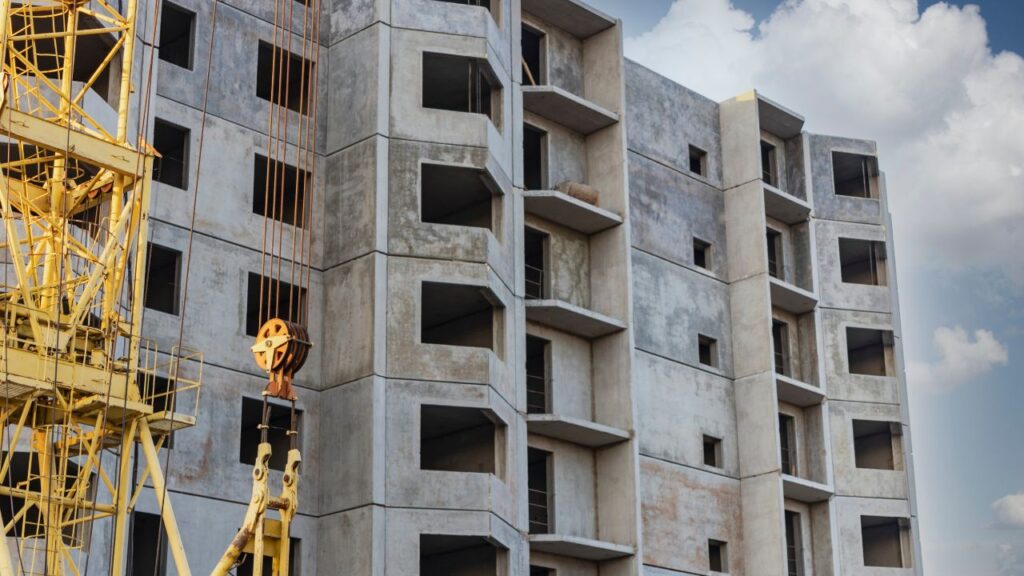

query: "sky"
xmin=578 ymin=1 xmax=1024 ymax=574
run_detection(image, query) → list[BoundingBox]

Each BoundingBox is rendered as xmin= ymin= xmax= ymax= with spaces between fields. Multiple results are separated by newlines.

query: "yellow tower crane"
xmin=0 ymin=1 xmax=202 ymax=574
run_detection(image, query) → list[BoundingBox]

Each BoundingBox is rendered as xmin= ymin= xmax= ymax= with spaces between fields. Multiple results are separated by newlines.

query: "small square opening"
xmin=693 ymin=237 xmax=711 ymax=270
xmin=861 ymin=516 xmax=909 ymax=568
xmin=698 ymin=335 xmax=718 ymax=368
xmin=530 ymin=567 xmax=554 ymax=576
xmin=145 ymin=244 xmax=181 ymax=315
xmin=524 ymin=124 xmax=547 ymax=191
xmin=421 ymin=163 xmax=496 ymax=231
xmin=689 ymin=145 xmax=708 ymax=177
xmin=420 ymin=535 xmax=499 ymax=576
xmin=256 ymin=42 xmax=315 ymax=115
xmin=423 ymin=53 xmax=501 ymax=126
xmin=421 ymin=282 xmax=501 ymax=350
xmin=129 ymin=511 xmax=168 ymax=576
xmin=833 ymin=152 xmax=879 ymax=198
xmin=245 ymin=273 xmax=306 ymax=336
xmin=853 ymin=420 xmax=898 ymax=470
xmin=420 ymin=405 xmax=501 ymax=475
xmin=158 ymin=2 xmax=195 ymax=70
xmin=839 ymin=238 xmax=887 ymax=286
xmin=708 ymin=539 xmax=728 ymax=573
xmin=239 ymin=397 xmax=301 ymax=472
xmin=153 ymin=119 xmax=190 ymax=189
xmin=846 ymin=327 xmax=893 ymax=377
xmin=703 ymin=435 xmax=722 ymax=468
xmin=254 ymin=154 xmax=309 ymax=227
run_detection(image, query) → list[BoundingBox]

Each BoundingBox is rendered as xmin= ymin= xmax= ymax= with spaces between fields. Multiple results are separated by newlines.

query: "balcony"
xmin=521 ymin=85 xmax=619 ymax=136
xmin=526 ymin=414 xmax=629 ymax=448
xmin=520 ymin=0 xmax=616 ymax=39
xmin=764 ymin=183 xmax=811 ymax=225
xmin=522 ymin=189 xmax=622 ymax=235
xmin=769 ymin=277 xmax=817 ymax=315
xmin=782 ymin=474 xmax=833 ymax=503
xmin=524 ymin=300 xmax=625 ymax=340
xmin=529 ymin=534 xmax=634 ymax=561
xmin=775 ymin=373 xmax=824 ymax=408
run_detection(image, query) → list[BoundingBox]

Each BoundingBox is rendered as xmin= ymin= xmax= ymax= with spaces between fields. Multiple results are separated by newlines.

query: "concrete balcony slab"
xmin=764 ymin=183 xmax=812 ymax=225
xmin=526 ymin=414 xmax=630 ymax=448
xmin=782 ymin=474 xmax=834 ymax=503
xmin=775 ymin=374 xmax=825 ymax=408
xmin=529 ymin=534 xmax=634 ymax=561
xmin=769 ymin=277 xmax=818 ymax=314
xmin=521 ymin=0 xmax=616 ymax=39
xmin=522 ymin=85 xmax=619 ymax=135
xmin=522 ymin=190 xmax=623 ymax=235
xmin=524 ymin=300 xmax=626 ymax=339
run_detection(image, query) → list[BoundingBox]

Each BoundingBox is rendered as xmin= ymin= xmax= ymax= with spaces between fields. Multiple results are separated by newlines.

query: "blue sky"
xmin=582 ymin=1 xmax=1023 ymax=574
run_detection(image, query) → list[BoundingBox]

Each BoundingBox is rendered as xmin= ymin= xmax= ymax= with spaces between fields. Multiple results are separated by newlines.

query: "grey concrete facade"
xmin=122 ymin=0 xmax=921 ymax=574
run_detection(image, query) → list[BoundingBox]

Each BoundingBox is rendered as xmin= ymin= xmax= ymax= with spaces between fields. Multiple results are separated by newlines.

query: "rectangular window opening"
xmin=158 ymin=2 xmax=195 ymax=70
xmin=766 ymin=227 xmax=784 ymax=279
xmin=530 ymin=567 xmax=554 ymax=576
xmin=420 ymin=282 xmax=500 ymax=350
xmin=245 ymin=273 xmax=306 ymax=337
xmin=129 ymin=511 xmax=168 ymax=576
xmin=761 ymin=140 xmax=777 ymax=187
xmin=779 ymin=413 xmax=797 ymax=476
xmin=839 ymin=238 xmax=887 ymax=286
xmin=693 ymin=237 xmax=711 ymax=270
xmin=708 ymin=540 xmax=728 ymax=573
xmin=785 ymin=511 xmax=804 ymax=576
xmin=239 ymin=397 xmax=301 ymax=472
xmin=833 ymin=151 xmax=879 ymax=198
xmin=423 ymin=53 xmax=500 ymax=125
xmin=522 ymin=25 xmax=544 ymax=86
xmin=256 ymin=42 xmax=315 ymax=115
xmin=846 ymin=327 xmax=893 ymax=377
xmin=698 ymin=335 xmax=718 ymax=368
xmin=420 ymin=405 xmax=500 ymax=475
xmin=153 ymin=119 xmax=189 ymax=189
xmin=689 ymin=145 xmax=708 ymax=177
xmin=853 ymin=420 xmax=898 ymax=470
xmin=421 ymin=163 xmax=496 ymax=231
xmin=772 ymin=320 xmax=790 ymax=377
xmin=145 ymin=244 xmax=181 ymax=315
xmin=523 ymin=124 xmax=547 ymax=191
xmin=703 ymin=435 xmax=722 ymax=468
xmin=526 ymin=335 xmax=550 ymax=414
xmin=524 ymin=227 xmax=549 ymax=300
xmin=253 ymin=154 xmax=309 ymax=228
xmin=420 ymin=535 xmax=499 ymax=576
xmin=528 ymin=448 xmax=552 ymax=534
xmin=861 ymin=516 xmax=909 ymax=568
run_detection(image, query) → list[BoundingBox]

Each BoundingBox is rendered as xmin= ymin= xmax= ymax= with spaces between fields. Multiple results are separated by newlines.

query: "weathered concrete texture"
xmin=829 ymin=401 xmax=908 ymax=500
xmin=641 ymin=457 xmax=743 ymax=575
xmin=324 ymin=136 xmax=387 ymax=266
xmin=834 ymin=497 xmax=917 ymax=576
xmin=815 ymin=219 xmax=893 ymax=313
xmin=631 ymin=249 xmax=733 ymax=376
xmin=629 ymin=151 xmax=727 ymax=278
xmin=624 ymin=62 xmax=723 ymax=187
xmin=327 ymin=23 xmax=389 ymax=154
xmin=392 ymin=0 xmax=514 ymax=73
xmin=523 ymin=12 xmax=585 ymax=97
xmin=820 ymin=309 xmax=901 ymax=404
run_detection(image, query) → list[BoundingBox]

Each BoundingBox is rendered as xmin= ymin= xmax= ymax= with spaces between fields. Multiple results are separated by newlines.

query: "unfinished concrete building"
xmin=122 ymin=0 xmax=922 ymax=574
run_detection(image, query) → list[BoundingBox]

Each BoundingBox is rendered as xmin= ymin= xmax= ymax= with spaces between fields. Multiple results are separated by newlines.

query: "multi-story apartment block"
xmin=99 ymin=0 xmax=922 ymax=574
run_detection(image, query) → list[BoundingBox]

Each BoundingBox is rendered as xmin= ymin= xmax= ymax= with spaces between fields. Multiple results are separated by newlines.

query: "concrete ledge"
xmin=782 ymin=474 xmax=834 ymax=503
xmin=524 ymin=300 xmax=626 ymax=339
xmin=775 ymin=374 xmax=825 ymax=408
xmin=522 ymin=86 xmax=619 ymax=135
xmin=526 ymin=414 xmax=630 ymax=448
xmin=521 ymin=0 xmax=617 ymax=39
xmin=522 ymin=190 xmax=623 ymax=235
xmin=763 ymin=183 xmax=812 ymax=225
xmin=529 ymin=534 xmax=635 ymax=561
xmin=769 ymin=277 xmax=818 ymax=314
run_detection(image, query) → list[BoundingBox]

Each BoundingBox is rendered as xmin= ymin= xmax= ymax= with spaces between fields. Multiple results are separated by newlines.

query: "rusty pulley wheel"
xmin=251 ymin=318 xmax=311 ymax=401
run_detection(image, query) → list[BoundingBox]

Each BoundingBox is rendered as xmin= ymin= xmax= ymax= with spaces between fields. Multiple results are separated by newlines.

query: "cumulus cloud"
xmin=993 ymin=493 xmax=1024 ymax=529
xmin=908 ymin=326 xmax=1008 ymax=392
xmin=625 ymin=0 xmax=1024 ymax=283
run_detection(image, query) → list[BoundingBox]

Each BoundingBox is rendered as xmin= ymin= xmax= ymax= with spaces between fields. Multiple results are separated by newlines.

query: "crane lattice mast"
xmin=0 ymin=1 xmax=202 ymax=574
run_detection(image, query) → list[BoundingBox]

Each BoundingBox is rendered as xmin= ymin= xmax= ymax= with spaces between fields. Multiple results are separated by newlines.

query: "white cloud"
xmin=994 ymin=493 xmax=1024 ymax=529
xmin=908 ymin=326 xmax=1008 ymax=392
xmin=625 ymin=0 xmax=1024 ymax=283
